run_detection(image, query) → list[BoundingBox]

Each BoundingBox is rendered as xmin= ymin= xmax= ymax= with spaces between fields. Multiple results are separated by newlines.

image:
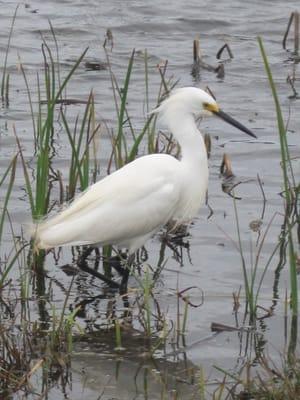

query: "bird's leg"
xmin=79 ymin=262 xmax=120 ymax=289
xmin=77 ymin=246 xmax=94 ymax=263
xmin=120 ymin=253 xmax=135 ymax=295
xmin=108 ymin=252 xmax=128 ymax=276
xmin=77 ymin=246 xmax=120 ymax=289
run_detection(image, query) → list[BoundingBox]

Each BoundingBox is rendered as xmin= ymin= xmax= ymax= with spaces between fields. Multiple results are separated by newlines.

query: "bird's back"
xmin=34 ymin=153 xmax=183 ymax=251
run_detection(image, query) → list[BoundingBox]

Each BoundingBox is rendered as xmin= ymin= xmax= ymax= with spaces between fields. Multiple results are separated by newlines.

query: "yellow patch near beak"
xmin=204 ymin=103 xmax=220 ymax=113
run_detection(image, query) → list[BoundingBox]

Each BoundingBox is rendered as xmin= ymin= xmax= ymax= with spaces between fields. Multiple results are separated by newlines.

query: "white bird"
xmin=33 ymin=87 xmax=256 ymax=254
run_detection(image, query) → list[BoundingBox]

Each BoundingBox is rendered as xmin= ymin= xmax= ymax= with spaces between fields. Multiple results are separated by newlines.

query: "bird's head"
xmin=152 ymin=87 xmax=256 ymax=138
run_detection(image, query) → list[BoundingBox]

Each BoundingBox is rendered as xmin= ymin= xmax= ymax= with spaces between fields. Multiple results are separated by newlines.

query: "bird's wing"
xmin=35 ymin=155 xmax=182 ymax=249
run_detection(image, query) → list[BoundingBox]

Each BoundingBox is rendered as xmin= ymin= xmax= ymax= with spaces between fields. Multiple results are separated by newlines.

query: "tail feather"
xmin=32 ymin=215 xmax=95 ymax=250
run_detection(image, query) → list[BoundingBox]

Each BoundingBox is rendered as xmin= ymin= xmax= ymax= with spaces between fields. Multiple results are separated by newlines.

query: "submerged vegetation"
xmin=0 ymin=7 xmax=299 ymax=400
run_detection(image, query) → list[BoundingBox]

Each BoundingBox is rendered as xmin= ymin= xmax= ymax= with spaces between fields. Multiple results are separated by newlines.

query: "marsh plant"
xmin=226 ymin=38 xmax=299 ymax=328
xmin=259 ymin=38 xmax=298 ymax=318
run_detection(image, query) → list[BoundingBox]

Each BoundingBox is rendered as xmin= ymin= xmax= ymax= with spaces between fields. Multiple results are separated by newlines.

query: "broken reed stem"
xmin=216 ymin=43 xmax=234 ymax=60
xmin=295 ymin=11 xmax=299 ymax=54
xmin=283 ymin=11 xmax=300 ymax=54
xmin=220 ymin=153 xmax=234 ymax=178
xmin=193 ymin=37 xmax=201 ymax=62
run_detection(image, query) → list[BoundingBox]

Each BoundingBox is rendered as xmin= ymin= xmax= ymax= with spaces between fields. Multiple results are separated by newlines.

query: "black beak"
xmin=213 ymin=109 xmax=257 ymax=138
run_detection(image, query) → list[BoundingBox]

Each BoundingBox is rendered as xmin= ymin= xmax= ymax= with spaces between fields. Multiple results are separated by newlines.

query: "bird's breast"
xmin=173 ymin=163 xmax=208 ymax=223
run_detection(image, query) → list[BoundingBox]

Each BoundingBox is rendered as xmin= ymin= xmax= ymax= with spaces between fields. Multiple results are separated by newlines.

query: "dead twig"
xmin=216 ymin=43 xmax=234 ymax=60
xmin=283 ymin=11 xmax=299 ymax=54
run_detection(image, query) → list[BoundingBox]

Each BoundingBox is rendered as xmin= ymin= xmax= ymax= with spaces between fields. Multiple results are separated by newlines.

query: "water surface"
xmin=0 ymin=0 xmax=299 ymax=398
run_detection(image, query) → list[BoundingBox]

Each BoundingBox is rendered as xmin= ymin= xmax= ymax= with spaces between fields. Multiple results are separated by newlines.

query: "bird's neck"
xmin=170 ymin=116 xmax=208 ymax=168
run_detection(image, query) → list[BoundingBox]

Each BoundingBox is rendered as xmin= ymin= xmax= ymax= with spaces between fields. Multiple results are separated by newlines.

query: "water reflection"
xmin=71 ymin=347 xmax=200 ymax=399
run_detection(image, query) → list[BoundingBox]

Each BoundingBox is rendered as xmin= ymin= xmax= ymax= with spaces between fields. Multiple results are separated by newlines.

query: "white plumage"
xmin=33 ymin=87 xmax=255 ymax=253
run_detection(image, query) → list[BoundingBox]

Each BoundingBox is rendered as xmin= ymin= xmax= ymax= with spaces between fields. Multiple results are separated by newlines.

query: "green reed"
xmin=114 ymin=318 xmax=123 ymax=351
xmin=181 ymin=295 xmax=189 ymax=338
xmin=1 ymin=5 xmax=18 ymax=106
xmin=0 ymin=154 xmax=17 ymax=245
xmin=49 ymin=277 xmax=80 ymax=354
xmin=259 ymin=37 xmax=298 ymax=317
xmin=115 ymin=50 xmax=135 ymax=167
xmin=62 ymin=92 xmax=101 ymax=199
xmin=232 ymin=195 xmax=254 ymax=320
xmin=233 ymin=198 xmax=277 ymax=322
xmin=17 ymin=38 xmax=88 ymax=220
xmin=197 ymin=367 xmax=206 ymax=400
xmin=131 ymin=266 xmax=154 ymax=337
xmin=106 ymin=48 xmax=177 ymax=169
xmin=12 ymin=34 xmax=90 ymax=329
xmin=0 ymin=243 xmax=28 ymax=290
xmin=34 ymin=45 xmax=88 ymax=218
xmin=233 ymin=39 xmax=299 ymax=323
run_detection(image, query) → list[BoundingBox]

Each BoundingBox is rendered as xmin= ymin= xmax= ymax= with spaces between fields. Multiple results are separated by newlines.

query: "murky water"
xmin=0 ymin=0 xmax=300 ymax=398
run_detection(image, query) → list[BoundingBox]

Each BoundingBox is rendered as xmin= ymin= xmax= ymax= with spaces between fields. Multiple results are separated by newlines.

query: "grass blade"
xmin=1 ymin=5 xmax=18 ymax=103
xmin=116 ymin=49 xmax=135 ymax=167
xmin=0 ymin=155 xmax=17 ymax=243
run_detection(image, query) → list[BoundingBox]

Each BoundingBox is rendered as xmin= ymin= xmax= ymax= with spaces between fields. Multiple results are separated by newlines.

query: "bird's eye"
xmin=203 ymin=102 xmax=219 ymax=113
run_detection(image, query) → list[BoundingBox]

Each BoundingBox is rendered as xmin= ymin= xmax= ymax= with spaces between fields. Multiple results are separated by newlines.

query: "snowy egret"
xmin=33 ymin=87 xmax=256 ymax=257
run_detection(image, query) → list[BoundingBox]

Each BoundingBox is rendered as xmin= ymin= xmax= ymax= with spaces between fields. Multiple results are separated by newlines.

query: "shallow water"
xmin=0 ymin=0 xmax=300 ymax=398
